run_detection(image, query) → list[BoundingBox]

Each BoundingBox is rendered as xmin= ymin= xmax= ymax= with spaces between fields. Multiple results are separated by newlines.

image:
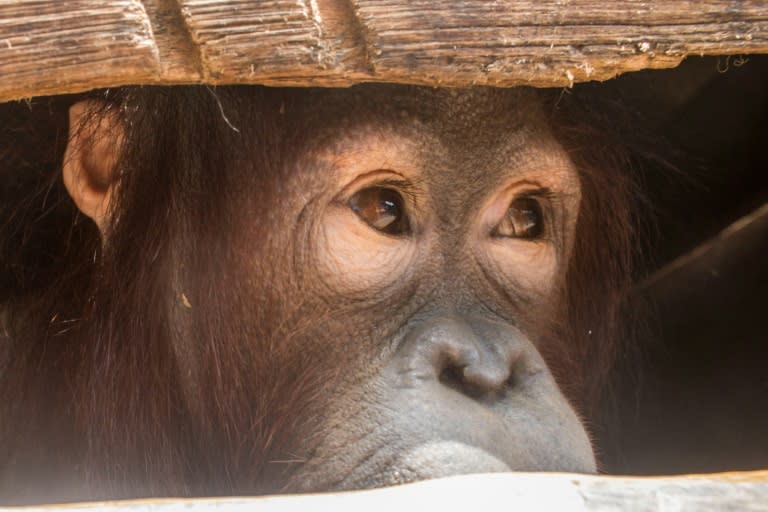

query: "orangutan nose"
xmin=399 ymin=317 xmax=525 ymax=398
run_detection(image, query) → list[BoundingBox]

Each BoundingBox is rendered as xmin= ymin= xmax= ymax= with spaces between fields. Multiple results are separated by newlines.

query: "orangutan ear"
xmin=62 ymin=100 xmax=123 ymax=233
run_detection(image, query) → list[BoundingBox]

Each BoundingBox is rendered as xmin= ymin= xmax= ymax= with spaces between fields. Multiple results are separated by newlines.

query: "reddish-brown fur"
xmin=0 ymin=86 xmax=639 ymax=504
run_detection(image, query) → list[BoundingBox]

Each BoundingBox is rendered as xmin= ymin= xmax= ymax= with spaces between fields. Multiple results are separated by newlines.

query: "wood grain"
xmin=5 ymin=472 xmax=768 ymax=511
xmin=1 ymin=0 xmax=768 ymax=101
xmin=0 ymin=0 xmax=159 ymax=99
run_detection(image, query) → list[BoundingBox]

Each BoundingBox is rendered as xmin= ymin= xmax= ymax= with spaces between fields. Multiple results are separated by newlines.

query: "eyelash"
xmin=517 ymin=186 xmax=556 ymax=201
xmin=368 ymin=178 xmax=421 ymax=204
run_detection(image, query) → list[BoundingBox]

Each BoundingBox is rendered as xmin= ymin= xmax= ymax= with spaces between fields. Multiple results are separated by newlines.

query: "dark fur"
xmin=0 ymin=86 xmax=639 ymax=504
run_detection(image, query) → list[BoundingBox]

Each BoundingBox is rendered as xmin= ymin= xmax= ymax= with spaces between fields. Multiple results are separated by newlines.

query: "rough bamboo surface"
xmin=6 ymin=472 xmax=768 ymax=511
xmin=1 ymin=0 xmax=768 ymax=102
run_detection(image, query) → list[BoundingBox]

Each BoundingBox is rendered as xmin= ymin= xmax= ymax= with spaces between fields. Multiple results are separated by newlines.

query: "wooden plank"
xmin=352 ymin=0 xmax=768 ymax=87
xmin=636 ymin=201 xmax=768 ymax=295
xmin=0 ymin=0 xmax=161 ymax=100
xmin=5 ymin=472 xmax=768 ymax=511
xmin=175 ymin=0 xmax=369 ymax=83
xmin=1 ymin=0 xmax=768 ymax=102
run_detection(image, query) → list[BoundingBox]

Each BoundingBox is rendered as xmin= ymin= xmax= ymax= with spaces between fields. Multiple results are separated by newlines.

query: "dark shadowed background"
xmin=598 ymin=55 xmax=768 ymax=474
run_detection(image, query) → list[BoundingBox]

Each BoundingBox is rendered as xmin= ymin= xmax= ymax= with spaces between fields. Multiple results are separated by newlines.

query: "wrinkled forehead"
xmin=297 ymin=84 xmax=543 ymax=136
xmin=410 ymin=86 xmax=541 ymax=131
xmin=287 ymin=85 xmax=559 ymax=181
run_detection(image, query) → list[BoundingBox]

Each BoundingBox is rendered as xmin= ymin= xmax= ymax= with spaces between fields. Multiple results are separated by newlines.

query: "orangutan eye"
xmin=348 ymin=187 xmax=410 ymax=235
xmin=493 ymin=196 xmax=544 ymax=239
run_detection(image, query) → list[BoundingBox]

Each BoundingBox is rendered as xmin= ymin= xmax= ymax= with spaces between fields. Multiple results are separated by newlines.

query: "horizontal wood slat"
xmin=1 ymin=0 xmax=768 ymax=101
xmin=0 ymin=0 xmax=159 ymax=100
xmin=6 ymin=471 xmax=768 ymax=511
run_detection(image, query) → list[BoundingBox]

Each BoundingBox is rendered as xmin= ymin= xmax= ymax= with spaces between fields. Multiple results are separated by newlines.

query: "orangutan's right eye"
xmin=348 ymin=187 xmax=410 ymax=236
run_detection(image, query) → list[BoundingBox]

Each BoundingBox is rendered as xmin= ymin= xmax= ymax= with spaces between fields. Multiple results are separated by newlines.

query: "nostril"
xmin=438 ymin=364 xmax=459 ymax=389
xmin=438 ymin=364 xmax=493 ymax=400
xmin=439 ymin=364 xmax=470 ymax=396
xmin=402 ymin=317 xmax=522 ymax=399
xmin=505 ymin=371 xmax=518 ymax=390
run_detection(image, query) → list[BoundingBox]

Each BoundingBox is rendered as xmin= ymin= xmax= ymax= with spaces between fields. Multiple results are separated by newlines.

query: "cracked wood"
xmin=1 ymin=0 xmax=768 ymax=102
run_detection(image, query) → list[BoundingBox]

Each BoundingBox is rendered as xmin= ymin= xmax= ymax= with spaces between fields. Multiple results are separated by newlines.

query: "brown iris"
xmin=348 ymin=187 xmax=410 ymax=235
xmin=493 ymin=197 xmax=544 ymax=239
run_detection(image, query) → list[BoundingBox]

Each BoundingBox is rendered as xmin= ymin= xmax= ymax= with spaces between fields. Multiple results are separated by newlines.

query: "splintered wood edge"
xmin=1 ymin=0 xmax=768 ymax=102
xmin=6 ymin=471 xmax=768 ymax=511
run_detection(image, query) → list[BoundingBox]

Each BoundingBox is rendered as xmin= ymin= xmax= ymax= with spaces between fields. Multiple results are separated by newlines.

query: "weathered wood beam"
xmin=1 ymin=0 xmax=768 ymax=102
xmin=636 ymin=201 xmax=768 ymax=295
xmin=6 ymin=471 xmax=768 ymax=511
